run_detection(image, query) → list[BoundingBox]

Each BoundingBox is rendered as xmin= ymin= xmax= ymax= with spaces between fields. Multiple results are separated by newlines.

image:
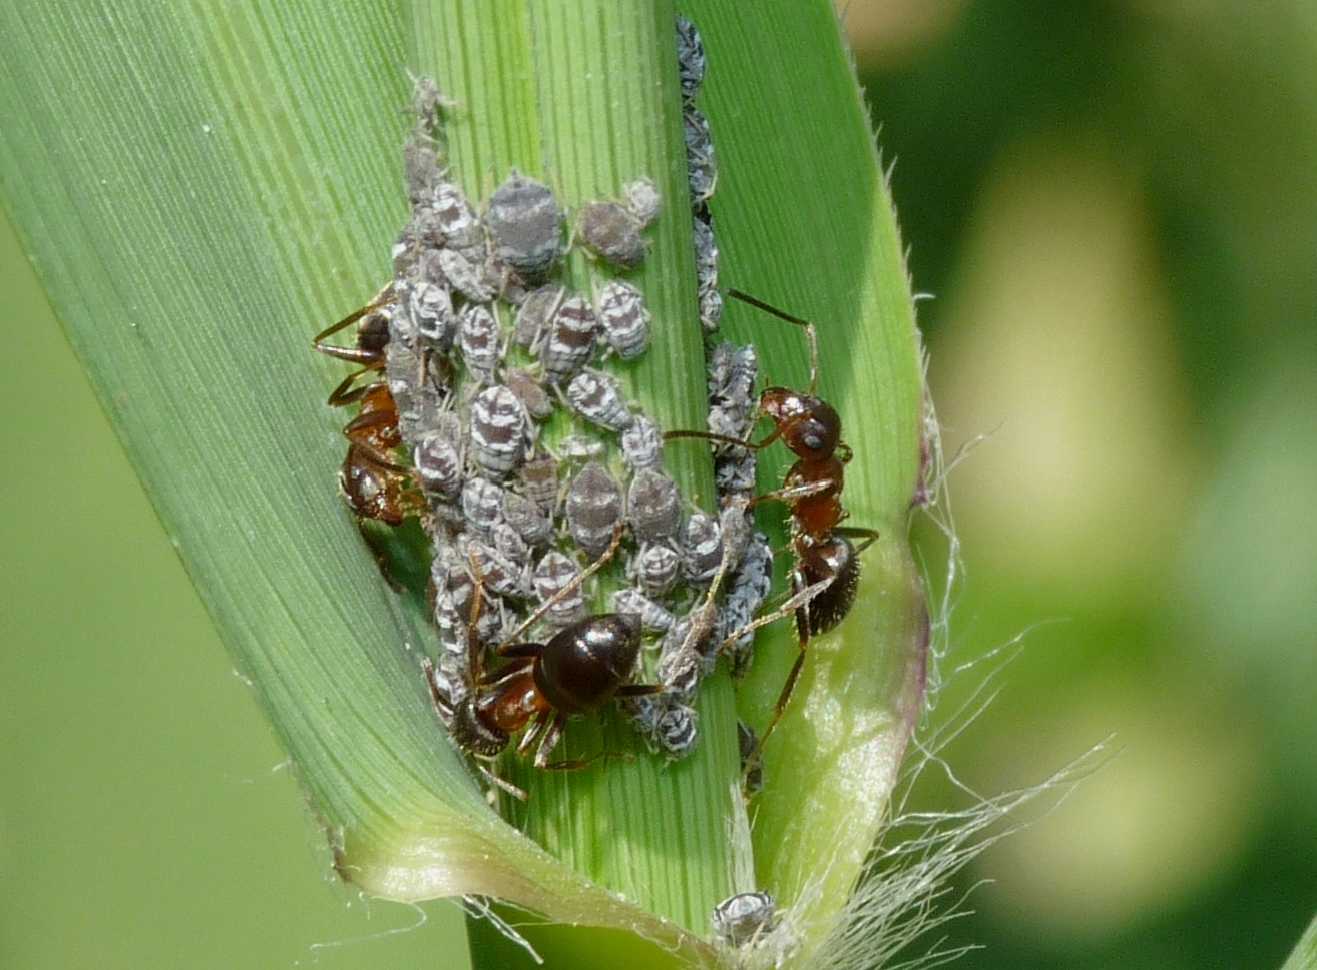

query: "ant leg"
xmin=743 ymin=571 xmax=815 ymax=781
xmin=835 ymin=526 xmax=881 ymax=555
xmin=542 ymin=749 xmax=634 ymax=772
xmin=495 ymin=523 xmax=625 ymax=647
xmin=663 ymin=427 xmax=782 ymax=451
xmin=528 ymin=714 xmax=565 ymax=766
xmin=727 ymin=288 xmax=820 ymax=396
xmin=517 ymin=713 xmax=553 ymax=758
xmin=475 ymin=763 xmax=528 ymax=802
xmin=615 ymin=683 xmax=664 ymax=697
xmin=312 ymin=285 xmax=395 ymax=350
xmin=747 ymin=477 xmax=835 ymax=511
xmin=494 ymin=642 xmax=541 ymax=660
xmin=716 ymin=576 xmax=833 ymax=655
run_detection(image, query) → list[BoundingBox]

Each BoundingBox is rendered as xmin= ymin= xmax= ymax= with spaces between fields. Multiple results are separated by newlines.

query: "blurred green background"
xmin=3 ymin=1 xmax=1314 ymax=967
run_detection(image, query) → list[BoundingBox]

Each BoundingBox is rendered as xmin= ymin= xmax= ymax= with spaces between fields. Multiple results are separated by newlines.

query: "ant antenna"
xmin=727 ymin=288 xmax=820 ymax=395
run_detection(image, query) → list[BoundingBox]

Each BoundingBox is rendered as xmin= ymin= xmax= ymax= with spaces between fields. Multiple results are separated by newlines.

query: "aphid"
xmin=518 ymin=450 xmax=559 ymax=514
xmin=681 ymin=511 xmax=722 ymax=587
xmin=514 ymin=284 xmax=565 ymax=349
xmin=656 ymin=617 xmax=705 ymax=699
xmin=502 ymin=491 xmax=552 ymax=548
xmin=565 ymin=368 xmax=633 ymax=432
xmin=431 ymin=181 xmax=484 ymax=252
xmin=462 ymin=536 xmax=532 ymax=601
xmin=627 ymin=468 xmax=682 ymax=544
xmin=484 ymin=170 xmax=564 ymax=279
xmin=469 ymin=384 xmax=532 ymax=479
xmin=621 ymin=177 xmax=662 ymax=227
xmin=595 ymin=279 xmax=651 ymax=361
xmin=437 ymin=246 xmax=494 ymax=304
xmin=504 ymin=366 xmax=553 ymax=420
xmin=612 ymin=587 xmax=676 ymax=633
xmin=492 ymin=520 xmax=531 ymax=566
xmin=683 ymin=106 xmax=717 ymax=204
xmin=720 ymin=531 xmax=774 ymax=677
xmin=668 ymin=290 xmax=881 ymax=752
xmin=413 ymin=415 xmax=464 ymax=504
xmin=620 ymin=413 xmax=664 ymax=472
xmin=535 ymin=294 xmax=597 ymax=385
xmin=461 ymin=475 xmax=505 ymax=540
xmin=693 ymin=214 xmax=719 ymax=285
xmin=737 ymin=721 xmax=764 ymax=795
xmin=655 ymin=703 xmax=698 ymax=759
xmin=405 ymin=275 xmax=457 ymax=351
xmin=532 ymin=551 xmax=587 ymax=630
xmin=457 ymin=303 xmax=502 ymax=385
xmin=712 ymin=892 xmax=777 ymax=948
xmin=675 ymin=15 xmax=706 ymax=101
xmin=630 ymin=541 xmax=681 ymax=598
xmin=564 ymin=461 xmax=624 ymax=560
xmin=576 ymin=200 xmax=650 ymax=270
xmin=699 ymin=283 xmax=724 ymax=334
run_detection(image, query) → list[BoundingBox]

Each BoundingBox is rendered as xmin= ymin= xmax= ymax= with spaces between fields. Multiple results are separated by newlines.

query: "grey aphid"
xmin=564 ymin=461 xmax=623 ymax=560
xmin=492 ymin=520 xmax=531 ymax=566
xmin=407 ymin=276 xmax=457 ymax=351
xmin=576 ymin=200 xmax=649 ymax=270
xmin=503 ymin=366 xmax=553 ymax=420
xmin=458 ymin=303 xmax=501 ymax=385
xmin=485 ymin=170 xmax=564 ymax=278
xmin=693 ymin=212 xmax=719 ymax=279
xmin=414 ymin=422 xmax=464 ymax=503
xmin=532 ymin=551 xmax=586 ymax=629
xmin=613 ymin=587 xmax=675 ymax=633
xmin=711 ymin=892 xmax=778 ymax=948
xmin=699 ymin=285 xmax=724 ymax=332
xmin=502 ymin=491 xmax=552 ymax=548
xmin=514 ymin=284 xmax=565 ymax=349
xmin=539 ymin=294 xmax=597 ymax=385
xmin=404 ymin=137 xmax=442 ymax=205
xmin=620 ymin=413 xmax=664 ymax=472
xmin=656 ymin=703 xmax=698 ymax=759
xmin=469 ymin=384 xmax=531 ymax=478
xmin=517 ymin=451 xmax=559 ymax=514
xmin=630 ymin=541 xmax=680 ymax=598
xmin=722 ymin=530 xmax=773 ymax=677
xmin=437 ymin=246 xmax=494 ymax=304
xmin=682 ymin=512 xmax=723 ymax=586
xmin=565 ymin=368 xmax=633 ymax=432
xmin=595 ymin=279 xmax=650 ymax=361
xmin=557 ymin=434 xmax=605 ymax=462
xmin=675 ymin=15 xmax=706 ymax=101
xmin=431 ymin=182 xmax=483 ymax=252
xmin=385 ymin=312 xmax=426 ymax=440
xmin=627 ymin=468 xmax=682 ymax=544
xmin=462 ymin=536 xmax=532 ymax=601
xmin=656 ymin=620 xmax=702 ymax=699
xmin=484 ymin=250 xmax=531 ymax=306
xmin=461 ymin=475 xmax=504 ymax=540
xmin=683 ymin=106 xmax=717 ymax=204
xmin=621 ymin=177 xmax=662 ymax=227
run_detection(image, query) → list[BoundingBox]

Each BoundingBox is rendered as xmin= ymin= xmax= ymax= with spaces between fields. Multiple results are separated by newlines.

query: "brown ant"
xmin=668 ymin=288 xmax=880 ymax=753
xmin=313 ymin=286 xmax=419 ymax=525
xmin=423 ymin=528 xmax=662 ymax=774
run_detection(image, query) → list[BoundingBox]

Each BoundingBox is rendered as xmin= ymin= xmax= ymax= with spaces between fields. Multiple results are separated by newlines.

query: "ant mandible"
xmin=668 ymin=288 xmax=880 ymax=753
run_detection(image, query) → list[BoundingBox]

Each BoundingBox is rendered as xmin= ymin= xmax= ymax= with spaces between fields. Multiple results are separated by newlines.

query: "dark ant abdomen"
xmin=796 ymin=536 xmax=859 ymax=637
xmin=534 ymin=613 xmax=642 ymax=714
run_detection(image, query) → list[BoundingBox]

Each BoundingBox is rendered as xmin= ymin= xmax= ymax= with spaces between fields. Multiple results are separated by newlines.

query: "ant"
xmin=668 ymin=288 xmax=880 ymax=755
xmin=423 ymin=528 xmax=663 ymax=776
xmin=313 ymin=285 xmax=419 ymax=525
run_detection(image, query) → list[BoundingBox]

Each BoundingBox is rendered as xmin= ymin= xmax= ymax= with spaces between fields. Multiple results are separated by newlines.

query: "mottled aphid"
xmin=502 ymin=491 xmax=552 ymax=548
xmin=675 ymin=15 xmax=706 ymax=101
xmin=492 ymin=521 xmax=531 ymax=566
xmin=458 ymin=303 xmax=501 ymax=385
xmin=627 ymin=468 xmax=682 ymax=544
xmin=413 ymin=416 xmax=464 ymax=504
xmin=540 ymin=295 xmax=597 ymax=385
xmin=564 ymin=461 xmax=623 ymax=560
xmin=514 ymin=284 xmax=565 ymax=349
xmin=485 ymin=170 xmax=564 ymax=279
xmin=683 ymin=107 xmax=717 ymax=204
xmin=469 ymin=384 xmax=532 ymax=478
xmin=406 ymin=275 xmax=457 ymax=351
xmin=532 ymin=551 xmax=587 ymax=630
xmin=437 ymin=246 xmax=493 ymax=304
xmin=612 ymin=587 xmax=676 ymax=633
xmin=462 ymin=537 xmax=532 ymax=601
xmin=720 ymin=531 xmax=773 ymax=677
xmin=576 ymin=200 xmax=650 ymax=270
xmin=595 ymin=279 xmax=650 ymax=361
xmin=630 ymin=541 xmax=680 ymax=598
xmin=682 ymin=512 xmax=723 ymax=587
xmin=504 ymin=366 xmax=553 ymax=420
xmin=461 ymin=475 xmax=505 ymax=540
xmin=566 ymin=368 xmax=633 ymax=432
xmin=620 ymin=413 xmax=664 ymax=471
xmin=712 ymin=892 xmax=777 ymax=948
xmin=431 ymin=181 xmax=483 ymax=252
xmin=518 ymin=451 xmax=559 ymax=514
xmin=693 ymin=215 xmax=722 ymax=331
xmin=655 ymin=703 xmax=698 ymax=760
xmin=621 ymin=178 xmax=662 ymax=227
